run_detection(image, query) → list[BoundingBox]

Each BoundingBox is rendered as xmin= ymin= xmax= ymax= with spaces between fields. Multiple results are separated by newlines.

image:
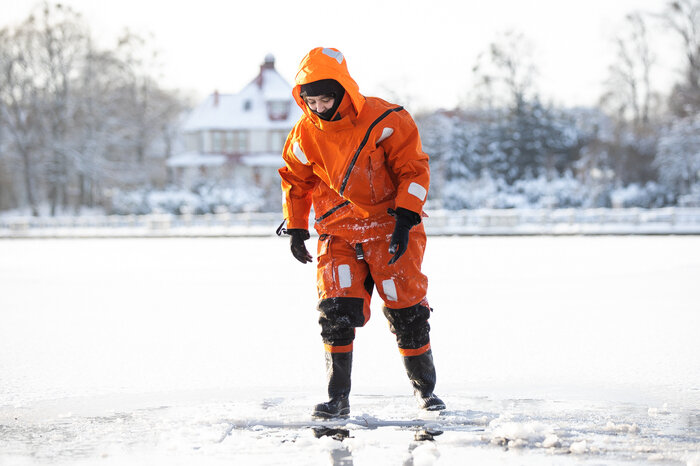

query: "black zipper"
xmin=338 ymin=106 xmax=403 ymax=196
xmin=315 ymin=200 xmax=350 ymax=222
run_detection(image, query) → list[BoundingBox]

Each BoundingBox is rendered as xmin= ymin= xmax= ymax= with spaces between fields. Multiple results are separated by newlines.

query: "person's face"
xmin=304 ymin=95 xmax=335 ymax=114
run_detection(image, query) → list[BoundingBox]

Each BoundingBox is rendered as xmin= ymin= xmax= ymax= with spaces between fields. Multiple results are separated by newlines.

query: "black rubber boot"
xmin=403 ymin=350 xmax=446 ymax=411
xmin=313 ymin=351 xmax=352 ymax=419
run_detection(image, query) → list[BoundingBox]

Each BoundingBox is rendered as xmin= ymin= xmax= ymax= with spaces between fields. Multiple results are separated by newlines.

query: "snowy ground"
xmin=0 ymin=236 xmax=698 ymax=465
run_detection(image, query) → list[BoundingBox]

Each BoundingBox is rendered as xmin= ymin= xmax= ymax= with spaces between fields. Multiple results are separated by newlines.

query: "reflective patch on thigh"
xmin=382 ymin=278 xmax=398 ymax=301
xmin=337 ymin=264 xmax=352 ymax=288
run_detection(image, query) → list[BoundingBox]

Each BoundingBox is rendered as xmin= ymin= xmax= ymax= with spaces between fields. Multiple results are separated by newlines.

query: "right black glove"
xmin=287 ymin=229 xmax=313 ymax=264
xmin=388 ymin=207 xmax=421 ymax=265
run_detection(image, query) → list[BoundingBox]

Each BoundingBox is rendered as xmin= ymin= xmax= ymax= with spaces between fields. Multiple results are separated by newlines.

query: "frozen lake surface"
xmin=1 ymin=236 xmax=698 ymax=465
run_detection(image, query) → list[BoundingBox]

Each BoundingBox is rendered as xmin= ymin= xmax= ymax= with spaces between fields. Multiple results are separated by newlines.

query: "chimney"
xmin=213 ymin=90 xmax=219 ymax=107
xmin=261 ymin=53 xmax=275 ymax=70
xmin=256 ymin=54 xmax=275 ymax=89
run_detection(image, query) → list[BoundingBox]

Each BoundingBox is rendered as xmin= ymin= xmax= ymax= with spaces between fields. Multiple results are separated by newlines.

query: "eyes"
xmin=305 ymin=96 xmax=333 ymax=106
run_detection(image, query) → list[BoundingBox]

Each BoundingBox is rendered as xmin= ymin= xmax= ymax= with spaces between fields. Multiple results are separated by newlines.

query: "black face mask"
xmin=300 ymin=79 xmax=346 ymax=121
xmin=312 ymin=93 xmax=344 ymax=121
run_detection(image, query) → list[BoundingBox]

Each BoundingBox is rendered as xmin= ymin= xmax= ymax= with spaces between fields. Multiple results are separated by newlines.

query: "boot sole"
xmin=311 ymin=412 xmax=350 ymax=420
xmin=424 ymin=403 xmax=446 ymax=411
xmin=312 ymin=409 xmax=350 ymax=420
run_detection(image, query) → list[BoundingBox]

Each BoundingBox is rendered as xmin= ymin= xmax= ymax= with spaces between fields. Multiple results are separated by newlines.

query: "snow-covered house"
xmin=168 ymin=54 xmax=301 ymax=197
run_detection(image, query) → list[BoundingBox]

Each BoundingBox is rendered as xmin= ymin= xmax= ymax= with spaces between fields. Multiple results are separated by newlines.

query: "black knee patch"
xmin=383 ymin=303 xmax=431 ymax=349
xmin=318 ymin=297 xmax=366 ymax=347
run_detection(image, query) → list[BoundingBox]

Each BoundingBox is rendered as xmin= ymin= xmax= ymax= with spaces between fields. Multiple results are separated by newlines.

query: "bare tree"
xmin=0 ymin=25 xmax=45 ymax=216
xmin=470 ymin=30 xmax=538 ymax=110
xmin=602 ymin=13 xmax=659 ymax=127
xmin=0 ymin=2 xmax=187 ymax=216
xmin=660 ymin=0 xmax=700 ymax=117
xmin=600 ymin=12 xmax=661 ymax=185
xmin=34 ymin=3 xmax=89 ymax=215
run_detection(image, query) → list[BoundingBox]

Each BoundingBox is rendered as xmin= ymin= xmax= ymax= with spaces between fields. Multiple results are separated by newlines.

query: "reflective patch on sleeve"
xmin=292 ymin=142 xmax=308 ymax=164
xmin=408 ymin=182 xmax=427 ymax=201
xmin=382 ymin=279 xmax=397 ymax=302
xmin=376 ymin=127 xmax=394 ymax=144
xmin=322 ymin=48 xmax=344 ymax=64
xmin=337 ymin=264 xmax=352 ymax=288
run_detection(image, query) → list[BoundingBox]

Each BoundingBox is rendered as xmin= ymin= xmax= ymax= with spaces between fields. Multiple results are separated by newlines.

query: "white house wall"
xmin=249 ymin=130 xmax=268 ymax=153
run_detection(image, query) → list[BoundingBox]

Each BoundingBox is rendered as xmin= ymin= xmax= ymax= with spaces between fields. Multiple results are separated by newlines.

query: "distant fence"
xmin=2 ymin=208 xmax=700 ymax=238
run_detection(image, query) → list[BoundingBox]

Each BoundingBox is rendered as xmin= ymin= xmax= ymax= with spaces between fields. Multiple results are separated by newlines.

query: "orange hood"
xmin=293 ymin=47 xmax=366 ymax=121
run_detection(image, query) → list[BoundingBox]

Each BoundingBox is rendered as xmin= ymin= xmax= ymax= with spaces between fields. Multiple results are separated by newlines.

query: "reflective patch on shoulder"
xmin=337 ymin=264 xmax=352 ymax=288
xmin=377 ymin=127 xmax=394 ymax=144
xmin=322 ymin=48 xmax=344 ymax=64
xmin=382 ymin=279 xmax=397 ymax=302
xmin=292 ymin=142 xmax=308 ymax=164
xmin=408 ymin=182 xmax=427 ymax=201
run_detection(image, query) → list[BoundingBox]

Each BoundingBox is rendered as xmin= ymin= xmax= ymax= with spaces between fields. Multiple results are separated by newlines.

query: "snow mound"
xmin=488 ymin=416 xmax=556 ymax=448
xmin=648 ymin=403 xmax=672 ymax=416
xmin=569 ymin=439 xmax=588 ymax=454
xmin=604 ymin=421 xmax=640 ymax=433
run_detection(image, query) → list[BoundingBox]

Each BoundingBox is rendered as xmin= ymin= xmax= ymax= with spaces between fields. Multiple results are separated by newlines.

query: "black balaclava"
xmin=299 ymin=79 xmax=346 ymax=121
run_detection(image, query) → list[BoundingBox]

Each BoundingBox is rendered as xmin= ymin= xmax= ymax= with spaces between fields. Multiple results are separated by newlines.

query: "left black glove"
xmin=287 ymin=228 xmax=313 ymax=264
xmin=388 ymin=207 xmax=421 ymax=265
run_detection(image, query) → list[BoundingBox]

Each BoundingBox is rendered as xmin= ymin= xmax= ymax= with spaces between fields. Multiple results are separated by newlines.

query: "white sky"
xmin=1 ymin=0 xmax=681 ymax=111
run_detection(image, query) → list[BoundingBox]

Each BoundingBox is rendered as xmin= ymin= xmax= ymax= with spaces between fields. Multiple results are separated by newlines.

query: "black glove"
xmin=388 ymin=207 xmax=421 ymax=265
xmin=287 ymin=229 xmax=313 ymax=264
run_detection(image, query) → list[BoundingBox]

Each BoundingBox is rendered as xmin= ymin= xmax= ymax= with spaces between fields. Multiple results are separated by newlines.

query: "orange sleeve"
xmin=380 ymin=110 xmax=430 ymax=215
xmin=279 ymin=130 xmax=317 ymax=230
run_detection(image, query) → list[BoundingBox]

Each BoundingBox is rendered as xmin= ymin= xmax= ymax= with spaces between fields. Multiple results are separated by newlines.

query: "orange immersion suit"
xmin=279 ymin=47 xmax=433 ymax=357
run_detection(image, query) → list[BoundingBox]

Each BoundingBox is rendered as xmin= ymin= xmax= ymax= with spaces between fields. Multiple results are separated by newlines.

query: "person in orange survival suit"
xmin=278 ymin=47 xmax=445 ymax=418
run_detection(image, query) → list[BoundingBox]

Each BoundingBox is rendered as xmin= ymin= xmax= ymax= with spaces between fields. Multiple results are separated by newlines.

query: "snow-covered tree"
xmin=0 ymin=2 xmax=186 ymax=216
xmin=655 ymin=114 xmax=700 ymax=197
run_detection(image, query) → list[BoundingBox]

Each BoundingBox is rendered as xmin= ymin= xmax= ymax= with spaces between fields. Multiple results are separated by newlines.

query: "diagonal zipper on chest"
xmin=338 ymin=106 xmax=403 ymax=196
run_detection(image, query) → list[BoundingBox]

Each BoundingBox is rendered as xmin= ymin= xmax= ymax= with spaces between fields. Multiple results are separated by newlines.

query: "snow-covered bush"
xmin=511 ymin=173 xmax=588 ymax=208
xmin=442 ymin=173 xmax=591 ymax=209
xmin=609 ymin=182 xmax=673 ymax=208
xmin=193 ymin=183 xmax=267 ymax=213
xmin=109 ymin=184 xmax=267 ymax=215
xmin=678 ymin=184 xmax=700 ymax=207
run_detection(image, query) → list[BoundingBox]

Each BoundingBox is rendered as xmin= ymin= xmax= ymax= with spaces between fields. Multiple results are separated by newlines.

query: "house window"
xmin=244 ymin=100 xmax=252 ymax=111
xmin=236 ymin=131 xmax=248 ymax=152
xmin=269 ymin=130 xmax=289 ymax=152
xmin=211 ymin=131 xmax=224 ymax=153
xmin=225 ymin=132 xmax=235 ymax=153
xmin=206 ymin=131 xmax=248 ymax=153
xmin=267 ymin=100 xmax=290 ymax=121
xmin=219 ymin=131 xmax=248 ymax=154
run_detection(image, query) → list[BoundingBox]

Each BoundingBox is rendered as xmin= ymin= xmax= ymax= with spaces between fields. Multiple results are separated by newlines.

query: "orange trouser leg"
xmin=365 ymin=224 xmax=431 ymax=356
xmin=315 ymin=225 xmax=431 ymax=355
xmin=316 ymin=235 xmax=373 ymax=351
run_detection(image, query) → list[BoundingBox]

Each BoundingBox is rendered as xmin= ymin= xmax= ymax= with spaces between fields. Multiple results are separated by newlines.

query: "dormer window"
xmin=267 ymin=100 xmax=290 ymax=121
